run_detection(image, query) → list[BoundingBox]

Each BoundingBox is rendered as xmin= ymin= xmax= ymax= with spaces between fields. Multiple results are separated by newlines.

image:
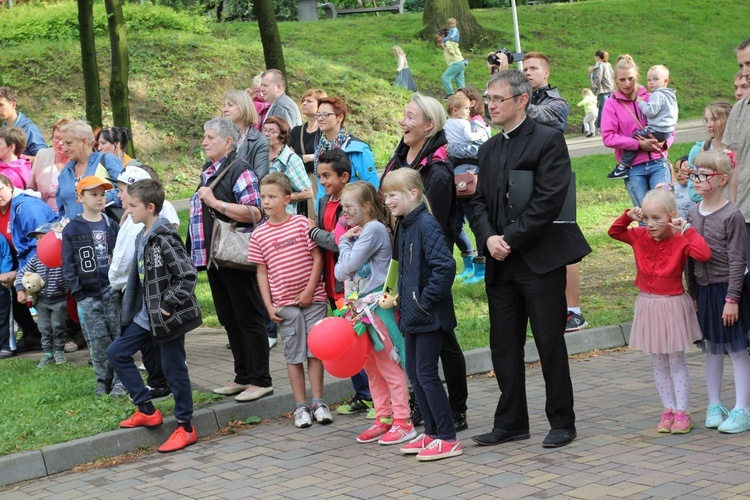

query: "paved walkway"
xmin=5 ymin=347 xmax=750 ymax=499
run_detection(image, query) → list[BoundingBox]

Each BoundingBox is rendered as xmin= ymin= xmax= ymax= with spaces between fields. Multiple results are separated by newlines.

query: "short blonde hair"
xmin=446 ymin=92 xmax=470 ymax=114
xmin=582 ymin=88 xmax=594 ymax=97
xmin=648 ymin=64 xmax=670 ymax=80
xmin=224 ymin=89 xmax=259 ymax=127
xmin=410 ymin=93 xmax=446 ymax=139
xmin=380 ymin=168 xmax=431 ymax=213
xmin=694 ymin=150 xmax=733 ymax=179
xmin=60 ymin=120 xmax=95 ymax=143
xmin=642 ymin=187 xmax=676 ymax=215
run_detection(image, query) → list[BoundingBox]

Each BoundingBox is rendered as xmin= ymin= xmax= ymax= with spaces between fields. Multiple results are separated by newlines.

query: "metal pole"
xmin=510 ymin=0 xmax=523 ymax=70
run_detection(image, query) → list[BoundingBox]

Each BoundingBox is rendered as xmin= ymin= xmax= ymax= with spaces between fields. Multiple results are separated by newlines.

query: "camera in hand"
xmin=488 ymin=48 xmax=523 ymax=65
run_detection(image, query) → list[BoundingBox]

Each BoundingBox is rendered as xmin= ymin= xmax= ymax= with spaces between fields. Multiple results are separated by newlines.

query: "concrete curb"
xmin=0 ymin=323 xmax=631 ymax=486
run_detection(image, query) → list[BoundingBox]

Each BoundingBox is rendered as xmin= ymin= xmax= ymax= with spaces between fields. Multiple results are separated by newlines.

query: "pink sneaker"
xmin=671 ymin=410 xmax=693 ymax=434
xmin=416 ymin=438 xmax=463 ymax=461
xmin=378 ymin=419 xmax=417 ymax=445
xmin=356 ymin=418 xmax=392 ymax=443
xmin=400 ymin=433 xmax=434 ymax=454
xmin=656 ymin=408 xmax=674 ymax=433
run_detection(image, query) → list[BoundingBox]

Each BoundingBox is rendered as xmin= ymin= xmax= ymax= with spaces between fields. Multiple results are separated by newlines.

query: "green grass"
xmin=0 ymin=358 xmax=222 ymax=456
xmin=0 ymin=0 xmax=745 ymax=197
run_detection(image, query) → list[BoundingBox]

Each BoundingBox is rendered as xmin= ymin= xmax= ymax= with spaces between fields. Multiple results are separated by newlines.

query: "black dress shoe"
xmin=453 ymin=412 xmax=468 ymax=432
xmin=542 ymin=427 xmax=576 ymax=448
xmin=472 ymin=428 xmax=530 ymax=446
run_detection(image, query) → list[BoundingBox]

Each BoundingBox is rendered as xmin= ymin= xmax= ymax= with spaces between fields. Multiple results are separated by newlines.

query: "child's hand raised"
xmin=627 ymin=207 xmax=643 ymax=221
xmin=669 ymin=217 xmax=687 ymax=232
xmin=342 ymin=226 xmax=362 ymax=240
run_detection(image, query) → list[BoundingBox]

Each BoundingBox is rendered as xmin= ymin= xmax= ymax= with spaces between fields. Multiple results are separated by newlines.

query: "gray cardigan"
xmin=688 ymin=202 xmax=747 ymax=301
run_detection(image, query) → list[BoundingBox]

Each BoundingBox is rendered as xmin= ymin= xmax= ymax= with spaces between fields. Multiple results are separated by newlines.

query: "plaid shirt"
xmin=189 ymin=158 xmax=261 ymax=267
xmin=271 ymin=145 xmax=311 ymax=214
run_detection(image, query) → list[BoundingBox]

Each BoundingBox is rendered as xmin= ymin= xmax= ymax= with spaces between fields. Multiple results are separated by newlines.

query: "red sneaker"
xmin=378 ymin=419 xmax=417 ymax=445
xmin=399 ymin=433 xmax=434 ymax=454
xmin=356 ymin=419 xmax=392 ymax=443
xmin=120 ymin=410 xmax=163 ymax=429
xmin=416 ymin=438 xmax=463 ymax=461
xmin=158 ymin=426 xmax=197 ymax=453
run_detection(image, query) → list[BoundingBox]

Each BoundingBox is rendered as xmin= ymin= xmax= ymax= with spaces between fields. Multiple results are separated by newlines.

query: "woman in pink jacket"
xmin=601 ymin=54 xmax=673 ymax=206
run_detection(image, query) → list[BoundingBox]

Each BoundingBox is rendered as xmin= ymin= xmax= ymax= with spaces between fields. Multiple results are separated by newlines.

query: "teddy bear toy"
xmin=21 ymin=272 xmax=45 ymax=307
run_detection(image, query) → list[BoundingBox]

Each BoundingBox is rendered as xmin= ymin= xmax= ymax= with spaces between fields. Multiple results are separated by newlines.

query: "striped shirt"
xmin=248 ymin=215 xmax=326 ymax=308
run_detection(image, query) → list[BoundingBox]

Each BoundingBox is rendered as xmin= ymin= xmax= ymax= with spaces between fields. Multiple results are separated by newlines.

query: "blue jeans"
xmin=442 ymin=61 xmax=466 ymax=95
xmin=405 ymin=330 xmax=456 ymax=440
xmin=595 ymin=93 xmax=609 ymax=129
xmin=623 ymin=158 xmax=671 ymax=207
xmin=351 ymin=369 xmax=371 ymax=399
xmin=107 ymin=322 xmax=194 ymax=422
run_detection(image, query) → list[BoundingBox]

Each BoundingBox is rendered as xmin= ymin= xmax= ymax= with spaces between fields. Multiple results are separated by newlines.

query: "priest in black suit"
xmin=470 ymin=70 xmax=591 ymax=448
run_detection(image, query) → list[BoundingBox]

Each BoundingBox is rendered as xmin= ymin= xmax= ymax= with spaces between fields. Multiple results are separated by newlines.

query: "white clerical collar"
xmin=501 ymin=117 xmax=526 ymax=139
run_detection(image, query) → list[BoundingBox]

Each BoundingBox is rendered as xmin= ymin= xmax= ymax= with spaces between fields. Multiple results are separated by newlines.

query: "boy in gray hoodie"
xmin=608 ymin=65 xmax=678 ymax=179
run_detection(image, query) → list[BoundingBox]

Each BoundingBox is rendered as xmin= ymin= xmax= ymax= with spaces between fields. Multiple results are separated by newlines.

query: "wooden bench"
xmin=319 ymin=0 xmax=404 ymax=19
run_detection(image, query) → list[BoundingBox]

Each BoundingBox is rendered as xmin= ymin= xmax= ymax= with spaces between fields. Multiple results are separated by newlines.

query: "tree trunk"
xmin=253 ymin=0 xmax=286 ymax=77
xmin=105 ymin=0 xmax=134 ymax=157
xmin=77 ymin=0 xmax=102 ymax=128
xmin=420 ymin=0 xmax=496 ymax=48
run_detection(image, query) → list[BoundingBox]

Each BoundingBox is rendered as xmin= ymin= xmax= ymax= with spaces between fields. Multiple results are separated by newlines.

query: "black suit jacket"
xmin=470 ymin=118 xmax=591 ymax=280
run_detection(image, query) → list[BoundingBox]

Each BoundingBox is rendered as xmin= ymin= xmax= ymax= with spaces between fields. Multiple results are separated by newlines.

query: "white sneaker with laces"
xmin=294 ymin=406 xmax=312 ymax=428
xmin=313 ymin=403 xmax=333 ymax=424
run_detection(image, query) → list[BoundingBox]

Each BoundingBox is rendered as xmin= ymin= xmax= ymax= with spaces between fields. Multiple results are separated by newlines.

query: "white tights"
xmin=651 ymin=352 xmax=690 ymax=411
xmin=705 ymin=350 xmax=750 ymax=409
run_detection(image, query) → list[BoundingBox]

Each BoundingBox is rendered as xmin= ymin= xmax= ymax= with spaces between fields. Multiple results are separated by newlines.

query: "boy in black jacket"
xmin=61 ymin=176 xmax=121 ymax=396
xmin=106 ymin=179 xmax=202 ymax=453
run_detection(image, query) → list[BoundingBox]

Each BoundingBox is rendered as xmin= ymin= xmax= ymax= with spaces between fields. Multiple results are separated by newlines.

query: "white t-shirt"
xmin=444 ymin=118 xmax=474 ymax=146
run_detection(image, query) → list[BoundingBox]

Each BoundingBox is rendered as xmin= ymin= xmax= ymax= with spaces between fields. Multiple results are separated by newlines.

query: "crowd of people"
xmin=2 ymin=30 xmax=749 ymax=460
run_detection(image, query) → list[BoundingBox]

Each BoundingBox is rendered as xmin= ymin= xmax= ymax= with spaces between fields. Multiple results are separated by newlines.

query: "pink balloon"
xmin=323 ymin=331 xmax=369 ymax=378
xmin=307 ymin=317 xmax=356 ymax=361
xmin=37 ymin=232 xmax=62 ymax=268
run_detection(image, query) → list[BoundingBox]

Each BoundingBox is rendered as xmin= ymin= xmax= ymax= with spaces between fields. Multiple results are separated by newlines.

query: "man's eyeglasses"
xmin=688 ymin=172 xmax=720 ymax=182
xmin=314 ymin=112 xmax=337 ymax=120
xmin=483 ymin=93 xmax=524 ymax=105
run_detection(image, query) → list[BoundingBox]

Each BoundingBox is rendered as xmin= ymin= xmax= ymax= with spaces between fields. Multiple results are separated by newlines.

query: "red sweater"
xmin=609 ymin=211 xmax=711 ymax=295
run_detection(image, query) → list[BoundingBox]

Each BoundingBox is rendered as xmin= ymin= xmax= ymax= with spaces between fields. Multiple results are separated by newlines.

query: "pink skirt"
xmin=630 ymin=292 xmax=702 ymax=354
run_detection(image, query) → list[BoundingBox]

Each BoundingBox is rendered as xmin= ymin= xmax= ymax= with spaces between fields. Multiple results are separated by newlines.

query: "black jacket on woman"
xmin=382 ymin=130 xmax=456 ymax=249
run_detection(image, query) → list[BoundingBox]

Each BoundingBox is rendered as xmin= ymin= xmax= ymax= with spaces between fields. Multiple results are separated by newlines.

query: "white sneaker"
xmin=313 ymin=403 xmax=333 ymax=424
xmin=268 ymin=337 xmax=277 ymax=349
xmin=294 ymin=406 xmax=312 ymax=428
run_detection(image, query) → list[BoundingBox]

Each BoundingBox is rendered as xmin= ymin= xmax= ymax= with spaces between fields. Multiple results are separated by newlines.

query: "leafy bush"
xmin=0 ymin=2 xmax=210 ymax=46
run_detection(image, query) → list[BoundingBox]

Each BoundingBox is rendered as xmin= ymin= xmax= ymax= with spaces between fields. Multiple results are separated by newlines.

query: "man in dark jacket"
xmin=470 ymin=70 xmax=591 ymax=449
xmin=107 ymin=179 xmax=202 ymax=453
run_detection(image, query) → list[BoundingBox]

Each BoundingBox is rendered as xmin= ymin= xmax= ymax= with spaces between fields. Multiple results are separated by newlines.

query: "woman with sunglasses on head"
xmin=312 ymin=97 xmax=379 ymax=205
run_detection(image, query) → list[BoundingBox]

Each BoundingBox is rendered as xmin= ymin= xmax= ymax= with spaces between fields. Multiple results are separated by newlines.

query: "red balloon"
xmin=308 ymin=316 xmax=356 ymax=361
xmin=323 ymin=331 xmax=369 ymax=378
xmin=37 ymin=232 xmax=62 ymax=268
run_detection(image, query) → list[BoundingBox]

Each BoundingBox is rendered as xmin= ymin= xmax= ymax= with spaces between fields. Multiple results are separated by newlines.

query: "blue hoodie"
xmin=9 ymin=193 xmax=58 ymax=268
xmin=315 ymin=136 xmax=379 ymax=205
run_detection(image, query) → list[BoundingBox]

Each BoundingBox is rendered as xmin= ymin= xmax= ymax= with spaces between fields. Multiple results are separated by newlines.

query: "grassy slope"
xmin=1 ymin=0 xmax=746 ymax=197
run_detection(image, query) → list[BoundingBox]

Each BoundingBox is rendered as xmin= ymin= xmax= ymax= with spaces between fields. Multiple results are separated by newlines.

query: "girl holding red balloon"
xmin=381 ymin=168 xmax=463 ymax=462
xmin=333 ymin=182 xmax=414 ymax=446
